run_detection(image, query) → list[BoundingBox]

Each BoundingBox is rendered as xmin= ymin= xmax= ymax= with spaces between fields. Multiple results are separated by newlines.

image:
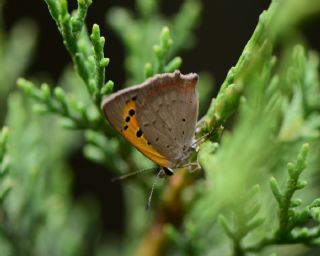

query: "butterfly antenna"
xmin=146 ymin=169 xmax=162 ymax=210
xmin=112 ymin=167 xmax=158 ymax=182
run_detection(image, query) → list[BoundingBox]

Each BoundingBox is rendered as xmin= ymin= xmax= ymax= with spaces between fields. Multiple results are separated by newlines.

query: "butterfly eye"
xmin=163 ymin=167 xmax=174 ymax=176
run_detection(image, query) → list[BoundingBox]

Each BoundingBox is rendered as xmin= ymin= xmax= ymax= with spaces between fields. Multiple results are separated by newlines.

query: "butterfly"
xmin=102 ymin=70 xmax=199 ymax=178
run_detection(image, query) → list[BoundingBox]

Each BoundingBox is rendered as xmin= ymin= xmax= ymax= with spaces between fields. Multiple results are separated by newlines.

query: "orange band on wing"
xmin=120 ymin=100 xmax=171 ymax=167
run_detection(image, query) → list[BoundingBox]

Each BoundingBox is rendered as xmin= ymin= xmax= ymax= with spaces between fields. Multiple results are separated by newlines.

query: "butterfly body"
xmin=102 ymin=71 xmax=199 ymax=173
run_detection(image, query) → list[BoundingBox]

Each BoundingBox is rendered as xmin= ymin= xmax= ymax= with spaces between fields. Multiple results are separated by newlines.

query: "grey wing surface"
xmin=136 ymin=71 xmax=198 ymax=163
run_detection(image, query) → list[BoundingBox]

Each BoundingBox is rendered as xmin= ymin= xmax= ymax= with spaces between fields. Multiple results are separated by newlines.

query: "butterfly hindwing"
xmin=136 ymin=72 xmax=198 ymax=163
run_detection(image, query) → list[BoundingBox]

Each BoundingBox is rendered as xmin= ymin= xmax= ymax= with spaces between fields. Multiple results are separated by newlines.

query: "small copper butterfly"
xmin=102 ymin=70 xmax=199 ymax=177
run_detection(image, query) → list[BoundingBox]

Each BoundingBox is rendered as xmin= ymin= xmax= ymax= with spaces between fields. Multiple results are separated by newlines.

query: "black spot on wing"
xmin=136 ymin=129 xmax=143 ymax=138
xmin=129 ymin=109 xmax=135 ymax=116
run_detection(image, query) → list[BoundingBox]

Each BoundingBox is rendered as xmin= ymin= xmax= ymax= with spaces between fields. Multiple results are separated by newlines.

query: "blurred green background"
xmin=1 ymin=0 xmax=320 ymax=255
xmin=2 ymin=0 xmax=278 ymax=237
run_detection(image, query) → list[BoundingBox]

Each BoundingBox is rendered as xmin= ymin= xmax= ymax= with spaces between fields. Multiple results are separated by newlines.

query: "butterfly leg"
xmin=191 ymin=131 xmax=212 ymax=149
xmin=187 ymin=162 xmax=201 ymax=173
xmin=178 ymin=162 xmax=201 ymax=173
